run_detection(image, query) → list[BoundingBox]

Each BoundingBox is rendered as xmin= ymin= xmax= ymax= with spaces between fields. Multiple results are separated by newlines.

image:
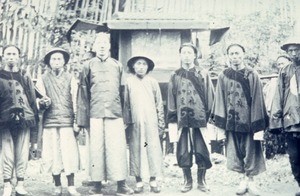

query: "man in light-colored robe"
xmin=123 ymin=55 xmax=165 ymax=194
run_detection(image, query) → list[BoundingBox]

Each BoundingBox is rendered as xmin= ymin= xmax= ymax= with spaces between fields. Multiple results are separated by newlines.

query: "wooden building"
xmin=0 ymin=0 xmax=297 ymax=65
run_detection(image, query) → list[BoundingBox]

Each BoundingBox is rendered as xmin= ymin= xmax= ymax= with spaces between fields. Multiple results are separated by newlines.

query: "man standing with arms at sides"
xmin=210 ymin=44 xmax=268 ymax=196
xmin=270 ymin=37 xmax=300 ymax=196
xmin=167 ymin=43 xmax=214 ymax=193
xmin=0 ymin=45 xmax=38 ymax=196
xmin=77 ymin=33 xmax=134 ymax=196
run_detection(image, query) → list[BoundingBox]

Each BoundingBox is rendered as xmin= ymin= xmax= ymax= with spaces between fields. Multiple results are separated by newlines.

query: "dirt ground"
xmin=0 ymin=153 xmax=298 ymax=196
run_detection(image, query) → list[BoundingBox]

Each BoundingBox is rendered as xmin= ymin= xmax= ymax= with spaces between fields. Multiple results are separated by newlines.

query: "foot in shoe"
xmin=53 ymin=186 xmax=62 ymax=196
xmin=117 ymin=183 xmax=134 ymax=195
xmin=197 ymin=183 xmax=209 ymax=192
xmin=150 ymin=181 xmax=161 ymax=193
xmin=134 ymin=182 xmax=144 ymax=193
xmin=248 ymin=181 xmax=260 ymax=196
xmin=82 ymin=180 xmax=94 ymax=187
xmin=236 ymin=180 xmax=248 ymax=195
xmin=15 ymin=185 xmax=28 ymax=195
xmin=88 ymin=187 xmax=102 ymax=195
xmin=68 ymin=186 xmax=80 ymax=196
xmin=3 ymin=182 xmax=13 ymax=196
xmin=180 ymin=181 xmax=193 ymax=193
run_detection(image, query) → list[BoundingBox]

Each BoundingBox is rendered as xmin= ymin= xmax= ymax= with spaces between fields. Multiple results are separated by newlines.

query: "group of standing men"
xmin=1 ymin=32 xmax=300 ymax=196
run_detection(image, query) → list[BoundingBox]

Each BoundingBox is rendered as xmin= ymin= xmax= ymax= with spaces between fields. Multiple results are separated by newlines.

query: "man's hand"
xmin=38 ymin=97 xmax=51 ymax=110
xmin=159 ymin=127 xmax=166 ymax=139
xmin=29 ymin=143 xmax=39 ymax=160
xmin=73 ymin=123 xmax=81 ymax=137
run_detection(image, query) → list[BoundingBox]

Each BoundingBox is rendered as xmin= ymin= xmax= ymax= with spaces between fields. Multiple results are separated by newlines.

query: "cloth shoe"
xmin=88 ymin=182 xmax=102 ymax=195
xmin=88 ymin=187 xmax=102 ymax=195
xmin=134 ymin=182 xmax=144 ymax=193
xmin=236 ymin=179 xmax=248 ymax=195
xmin=149 ymin=180 xmax=161 ymax=193
xmin=15 ymin=181 xmax=28 ymax=196
xmin=3 ymin=182 xmax=13 ymax=196
xmin=53 ymin=186 xmax=62 ymax=196
xmin=67 ymin=186 xmax=80 ymax=196
xmin=82 ymin=180 xmax=94 ymax=187
xmin=181 ymin=168 xmax=193 ymax=193
xmin=116 ymin=181 xmax=134 ymax=195
xmin=248 ymin=181 xmax=261 ymax=196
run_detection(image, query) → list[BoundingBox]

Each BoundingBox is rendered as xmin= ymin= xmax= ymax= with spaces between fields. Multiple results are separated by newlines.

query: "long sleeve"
xmin=210 ymin=73 xmax=227 ymax=130
xmin=25 ymin=74 xmax=39 ymax=143
xmin=250 ymin=71 xmax=269 ymax=132
xmin=35 ymin=76 xmax=47 ymax=98
xmin=167 ymin=73 xmax=177 ymax=124
xmin=76 ymin=65 xmax=90 ymax=128
xmin=71 ymin=76 xmax=79 ymax=119
xmin=269 ymin=70 xmax=284 ymax=129
xmin=154 ymin=81 xmax=165 ymax=132
xmin=202 ymin=69 xmax=215 ymax=121
xmin=123 ymin=81 xmax=132 ymax=125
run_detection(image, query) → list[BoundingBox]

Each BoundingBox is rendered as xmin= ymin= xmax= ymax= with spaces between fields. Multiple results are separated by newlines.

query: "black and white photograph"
xmin=0 ymin=0 xmax=300 ymax=195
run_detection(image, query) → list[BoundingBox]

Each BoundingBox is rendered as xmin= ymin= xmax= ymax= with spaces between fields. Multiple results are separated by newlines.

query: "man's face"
xmin=227 ymin=46 xmax=244 ymax=66
xmin=286 ymin=45 xmax=300 ymax=62
xmin=180 ymin=46 xmax=196 ymax=65
xmin=133 ymin=59 xmax=148 ymax=78
xmin=276 ymin=57 xmax=291 ymax=69
xmin=49 ymin=52 xmax=65 ymax=70
xmin=93 ymin=38 xmax=110 ymax=58
xmin=2 ymin=46 xmax=20 ymax=69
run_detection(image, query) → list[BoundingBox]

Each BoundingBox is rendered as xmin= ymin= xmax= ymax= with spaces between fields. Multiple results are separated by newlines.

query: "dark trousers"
xmin=286 ymin=133 xmax=300 ymax=186
xmin=176 ymin=127 xmax=212 ymax=169
xmin=226 ymin=132 xmax=266 ymax=176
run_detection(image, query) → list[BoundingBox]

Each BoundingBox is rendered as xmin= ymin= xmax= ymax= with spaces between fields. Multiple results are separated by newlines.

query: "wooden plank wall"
xmin=0 ymin=0 xmax=296 ymax=72
xmin=0 ymin=0 xmax=110 ymax=77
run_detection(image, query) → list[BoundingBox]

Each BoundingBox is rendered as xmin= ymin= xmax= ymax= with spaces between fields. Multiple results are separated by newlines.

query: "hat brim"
xmin=44 ymin=49 xmax=70 ymax=66
xmin=281 ymin=43 xmax=300 ymax=51
xmin=127 ymin=56 xmax=155 ymax=74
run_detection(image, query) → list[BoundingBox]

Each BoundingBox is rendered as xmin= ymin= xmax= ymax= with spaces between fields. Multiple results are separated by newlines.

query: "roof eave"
xmin=105 ymin=20 xmax=210 ymax=30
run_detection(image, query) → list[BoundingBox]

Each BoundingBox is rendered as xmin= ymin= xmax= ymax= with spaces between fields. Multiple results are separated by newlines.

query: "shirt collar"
xmin=97 ymin=56 xmax=109 ymax=62
xmin=181 ymin=63 xmax=195 ymax=70
xmin=51 ymin=68 xmax=64 ymax=77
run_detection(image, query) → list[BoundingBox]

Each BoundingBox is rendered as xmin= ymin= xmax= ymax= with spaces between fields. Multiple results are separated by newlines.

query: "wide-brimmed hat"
xmin=127 ymin=56 xmax=155 ymax=74
xmin=44 ymin=48 xmax=70 ymax=66
xmin=281 ymin=36 xmax=300 ymax=51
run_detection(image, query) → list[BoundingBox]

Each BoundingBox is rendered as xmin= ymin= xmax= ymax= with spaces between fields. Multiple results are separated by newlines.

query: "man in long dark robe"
xmin=210 ymin=44 xmax=268 ymax=196
xmin=269 ymin=37 xmax=300 ymax=196
xmin=167 ymin=43 xmax=214 ymax=193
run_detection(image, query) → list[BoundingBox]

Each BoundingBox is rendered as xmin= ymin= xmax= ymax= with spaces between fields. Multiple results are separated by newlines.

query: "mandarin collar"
xmin=97 ymin=56 xmax=109 ymax=62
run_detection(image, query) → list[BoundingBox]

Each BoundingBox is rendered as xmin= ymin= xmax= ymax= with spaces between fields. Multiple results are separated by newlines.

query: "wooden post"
xmin=107 ymin=0 xmax=113 ymax=20
xmin=94 ymin=0 xmax=100 ymax=21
